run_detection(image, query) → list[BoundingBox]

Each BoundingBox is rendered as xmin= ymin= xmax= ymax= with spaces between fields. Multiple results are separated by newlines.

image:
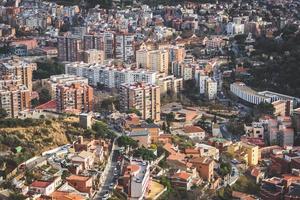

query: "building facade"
xmin=120 ymin=82 xmax=160 ymax=121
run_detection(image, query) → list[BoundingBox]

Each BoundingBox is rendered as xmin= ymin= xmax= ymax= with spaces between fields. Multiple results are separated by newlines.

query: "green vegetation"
xmin=33 ymin=59 xmax=64 ymax=80
xmin=227 ymin=120 xmax=244 ymax=136
xmin=247 ymin=26 xmax=300 ymax=97
xmin=171 ymin=134 xmax=194 ymax=150
xmin=232 ymin=175 xmax=260 ymax=195
xmin=39 ymin=88 xmax=51 ymax=104
xmin=126 ymin=108 xmax=142 ymax=116
xmin=219 ymin=162 xmax=232 ymax=177
xmin=255 ymin=102 xmax=275 ymax=116
xmin=0 ymin=118 xmax=44 ymax=128
xmin=0 ymin=108 xmax=8 ymax=119
xmin=81 ymin=121 xmax=116 ymax=139
xmin=117 ymin=136 xmax=138 ymax=148
xmin=217 ymin=185 xmax=233 ymax=200
xmin=133 ymin=147 xmax=156 ymax=161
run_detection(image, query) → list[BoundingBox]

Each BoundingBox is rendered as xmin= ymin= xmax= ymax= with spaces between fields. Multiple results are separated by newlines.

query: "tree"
xmin=117 ymin=136 xmax=138 ymax=148
xmin=0 ymin=108 xmax=8 ymax=119
xmin=39 ymin=89 xmax=51 ymax=104
xmin=8 ymin=194 xmax=26 ymax=200
xmin=166 ymin=112 xmax=175 ymax=123
xmin=219 ymin=162 xmax=232 ymax=177
xmin=92 ymin=121 xmax=116 ymax=139
xmin=133 ymin=147 xmax=156 ymax=161
xmin=33 ymin=59 xmax=64 ymax=80
xmin=145 ymin=118 xmax=154 ymax=124
xmin=255 ymin=102 xmax=275 ymax=116
xmin=31 ymin=98 xmax=39 ymax=108
xmin=127 ymin=108 xmax=142 ymax=116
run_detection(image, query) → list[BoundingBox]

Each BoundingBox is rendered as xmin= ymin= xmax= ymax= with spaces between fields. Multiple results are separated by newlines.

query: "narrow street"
xmin=94 ymin=131 xmax=122 ymax=200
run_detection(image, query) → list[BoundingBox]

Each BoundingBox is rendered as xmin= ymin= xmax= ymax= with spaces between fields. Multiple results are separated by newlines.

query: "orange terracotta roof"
xmin=183 ymin=126 xmax=205 ymax=133
xmin=126 ymin=164 xmax=140 ymax=173
xmin=173 ymin=171 xmax=191 ymax=181
xmin=185 ymin=148 xmax=199 ymax=154
xmin=35 ymin=100 xmax=57 ymax=110
xmin=52 ymin=191 xmax=85 ymax=200
xmin=31 ymin=180 xmax=52 ymax=188
xmin=66 ymin=175 xmax=91 ymax=182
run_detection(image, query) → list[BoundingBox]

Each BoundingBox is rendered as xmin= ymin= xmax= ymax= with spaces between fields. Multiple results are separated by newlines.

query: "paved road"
xmin=94 ymin=131 xmax=122 ymax=200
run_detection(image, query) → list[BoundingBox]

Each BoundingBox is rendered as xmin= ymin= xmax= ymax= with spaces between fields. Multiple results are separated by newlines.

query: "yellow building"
xmin=136 ymin=48 xmax=169 ymax=74
xmin=227 ymin=142 xmax=259 ymax=166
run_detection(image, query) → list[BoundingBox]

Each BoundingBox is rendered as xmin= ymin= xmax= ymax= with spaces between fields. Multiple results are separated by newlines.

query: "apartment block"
xmin=0 ymin=56 xmax=36 ymax=91
xmin=58 ymin=35 xmax=83 ymax=62
xmin=190 ymin=157 xmax=214 ymax=182
xmin=0 ymin=85 xmax=30 ymax=118
xmin=120 ymin=82 xmax=160 ymax=121
xmin=205 ymin=78 xmax=218 ymax=100
xmin=44 ymin=74 xmax=88 ymax=99
xmin=157 ymin=74 xmax=183 ymax=95
xmin=230 ymin=82 xmax=299 ymax=106
xmin=56 ymin=83 xmax=93 ymax=114
xmin=83 ymin=49 xmax=104 ymax=64
xmin=136 ymin=48 xmax=169 ymax=74
xmin=227 ymin=142 xmax=259 ymax=166
xmin=115 ymin=33 xmax=135 ymax=62
xmin=65 ymin=62 xmax=157 ymax=89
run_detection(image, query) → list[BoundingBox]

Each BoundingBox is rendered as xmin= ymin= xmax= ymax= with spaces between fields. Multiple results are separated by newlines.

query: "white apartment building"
xmin=230 ymin=82 xmax=271 ymax=105
xmin=230 ymin=82 xmax=299 ymax=106
xmin=205 ymin=78 xmax=218 ymax=100
xmin=199 ymin=72 xmax=208 ymax=95
xmin=65 ymin=62 xmax=157 ymax=88
xmin=44 ymin=74 xmax=88 ymax=99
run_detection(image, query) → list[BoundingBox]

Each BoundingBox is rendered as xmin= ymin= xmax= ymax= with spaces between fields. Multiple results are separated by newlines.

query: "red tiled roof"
xmin=127 ymin=164 xmax=140 ymax=173
xmin=35 ymin=100 xmax=56 ymax=110
xmin=66 ymin=175 xmax=91 ymax=182
xmin=183 ymin=126 xmax=205 ymax=133
xmin=173 ymin=171 xmax=191 ymax=181
xmin=31 ymin=180 xmax=52 ymax=188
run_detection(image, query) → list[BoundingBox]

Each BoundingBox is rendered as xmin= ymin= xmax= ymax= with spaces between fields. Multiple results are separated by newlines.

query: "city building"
xmin=157 ymin=74 xmax=183 ymax=95
xmin=195 ymin=143 xmax=219 ymax=160
xmin=0 ymin=85 xmax=30 ymax=118
xmin=79 ymin=112 xmax=93 ymax=129
xmin=65 ymin=62 xmax=157 ymax=88
xmin=56 ymin=83 xmax=93 ymax=114
xmin=66 ymin=175 xmax=94 ymax=197
xmin=260 ymin=177 xmax=284 ymax=200
xmin=30 ymin=180 xmax=55 ymax=196
xmin=115 ymin=33 xmax=135 ymax=62
xmin=120 ymin=82 xmax=160 ymax=121
xmin=58 ymin=35 xmax=83 ymax=62
xmin=183 ymin=126 xmax=206 ymax=140
xmin=230 ymin=82 xmax=299 ymax=106
xmin=0 ymin=57 xmax=36 ymax=91
xmin=122 ymin=160 xmax=150 ymax=200
xmin=136 ymin=48 xmax=169 ymax=74
xmin=129 ymin=129 xmax=151 ymax=147
xmin=205 ymin=78 xmax=218 ymax=100
xmin=44 ymin=74 xmax=88 ymax=99
xmin=83 ymin=49 xmax=105 ymax=64
xmin=227 ymin=142 xmax=259 ymax=166
xmin=244 ymin=122 xmax=264 ymax=138
xmin=190 ymin=157 xmax=214 ymax=182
